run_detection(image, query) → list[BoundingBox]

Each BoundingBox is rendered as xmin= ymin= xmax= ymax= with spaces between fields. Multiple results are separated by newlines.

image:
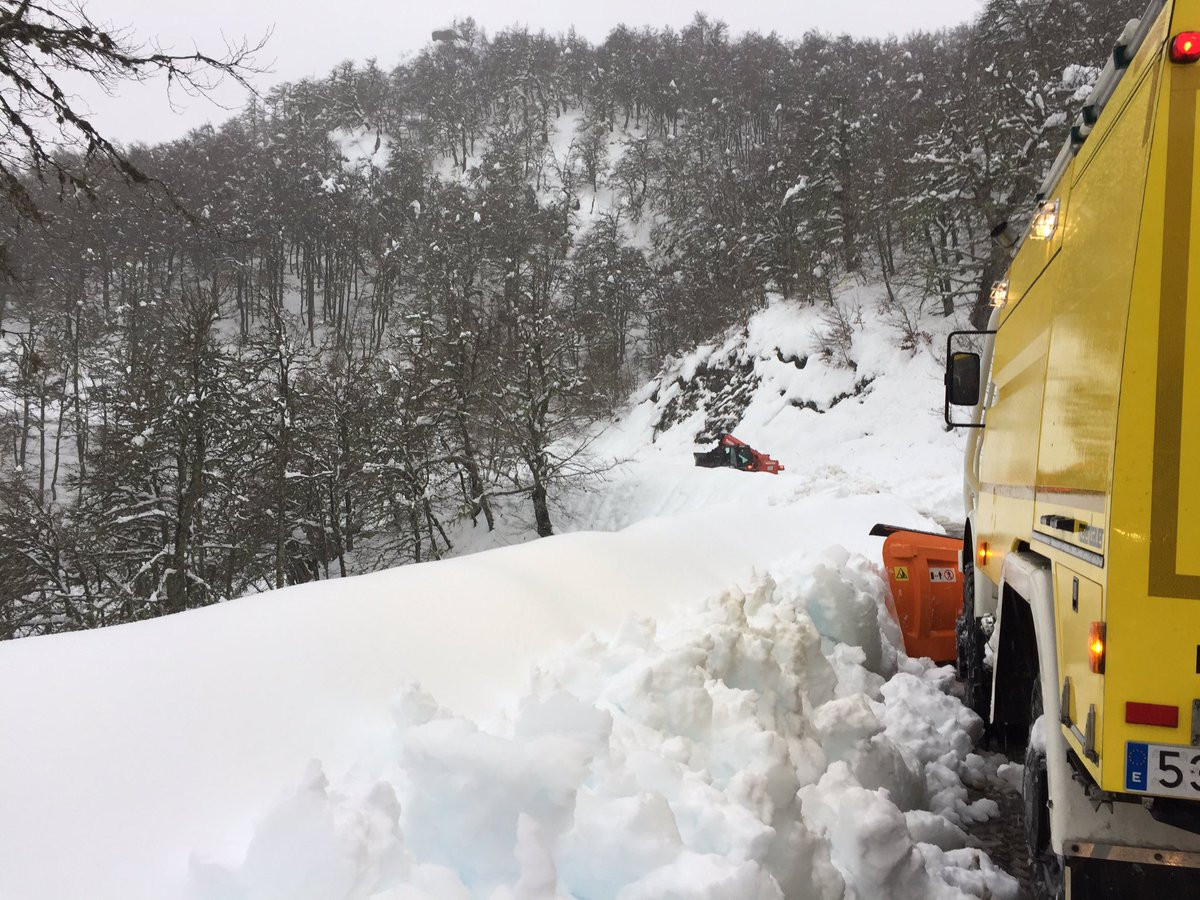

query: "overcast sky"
xmin=75 ymin=0 xmax=983 ymax=146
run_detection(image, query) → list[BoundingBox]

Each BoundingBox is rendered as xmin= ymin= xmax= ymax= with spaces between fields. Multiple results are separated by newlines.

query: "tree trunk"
xmin=274 ymin=335 xmax=290 ymax=590
xmin=458 ymin=417 xmax=495 ymax=531
xmin=167 ymin=437 xmax=205 ymax=613
xmin=531 ymin=471 xmax=552 ymax=537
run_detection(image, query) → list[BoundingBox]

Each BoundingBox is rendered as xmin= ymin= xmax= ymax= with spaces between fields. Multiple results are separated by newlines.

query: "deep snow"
xmin=0 ymin=294 xmax=1017 ymax=900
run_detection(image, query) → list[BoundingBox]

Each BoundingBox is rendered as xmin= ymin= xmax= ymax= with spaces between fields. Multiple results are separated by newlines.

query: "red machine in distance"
xmin=693 ymin=434 xmax=785 ymax=474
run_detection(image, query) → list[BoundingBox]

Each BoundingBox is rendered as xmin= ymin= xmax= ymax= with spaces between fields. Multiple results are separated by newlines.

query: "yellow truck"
xmin=946 ymin=0 xmax=1200 ymax=894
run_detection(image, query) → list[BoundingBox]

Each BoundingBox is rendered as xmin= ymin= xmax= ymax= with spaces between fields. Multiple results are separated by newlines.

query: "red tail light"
xmin=1170 ymin=32 xmax=1200 ymax=63
xmin=1089 ymin=622 xmax=1106 ymax=674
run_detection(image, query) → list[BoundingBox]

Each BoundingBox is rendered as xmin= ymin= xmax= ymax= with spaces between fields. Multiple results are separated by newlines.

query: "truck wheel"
xmin=1024 ymin=677 xmax=1064 ymax=899
xmin=956 ymin=541 xmax=992 ymax=720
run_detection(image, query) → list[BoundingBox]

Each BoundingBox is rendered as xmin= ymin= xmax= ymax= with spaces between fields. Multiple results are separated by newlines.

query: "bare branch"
xmin=0 ymin=0 xmax=268 ymax=226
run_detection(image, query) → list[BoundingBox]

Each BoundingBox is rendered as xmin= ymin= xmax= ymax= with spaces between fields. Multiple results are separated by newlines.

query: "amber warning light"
xmin=1089 ymin=622 xmax=1106 ymax=674
xmin=1171 ymin=32 xmax=1200 ymax=64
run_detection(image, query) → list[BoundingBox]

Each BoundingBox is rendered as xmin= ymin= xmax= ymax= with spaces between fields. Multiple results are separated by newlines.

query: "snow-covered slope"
xmin=566 ymin=291 xmax=965 ymax=534
xmin=0 ymin=292 xmax=1015 ymax=900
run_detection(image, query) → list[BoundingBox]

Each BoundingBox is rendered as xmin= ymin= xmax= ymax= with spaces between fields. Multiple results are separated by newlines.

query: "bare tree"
xmin=0 ymin=0 xmax=265 ymax=221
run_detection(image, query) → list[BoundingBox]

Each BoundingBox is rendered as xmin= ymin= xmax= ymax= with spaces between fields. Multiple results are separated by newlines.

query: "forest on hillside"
xmin=0 ymin=0 xmax=1142 ymax=637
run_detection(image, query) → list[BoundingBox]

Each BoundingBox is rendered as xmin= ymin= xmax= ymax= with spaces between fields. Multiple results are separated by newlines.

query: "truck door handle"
xmin=1040 ymin=514 xmax=1080 ymax=532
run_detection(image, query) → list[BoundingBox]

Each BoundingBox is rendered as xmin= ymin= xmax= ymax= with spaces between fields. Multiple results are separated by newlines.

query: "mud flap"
xmin=1065 ymin=843 xmax=1200 ymax=898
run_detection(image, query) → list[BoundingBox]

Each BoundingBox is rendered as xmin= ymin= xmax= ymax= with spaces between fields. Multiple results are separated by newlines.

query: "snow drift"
xmin=186 ymin=549 xmax=1016 ymax=900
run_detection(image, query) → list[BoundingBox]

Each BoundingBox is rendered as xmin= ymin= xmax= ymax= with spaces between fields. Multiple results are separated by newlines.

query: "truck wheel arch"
xmin=992 ymin=552 xmax=1080 ymax=859
xmin=991 ymin=551 xmax=1059 ymax=751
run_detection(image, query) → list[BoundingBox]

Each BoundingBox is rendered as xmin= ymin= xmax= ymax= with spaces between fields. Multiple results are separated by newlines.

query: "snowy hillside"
xmin=0 ymin=296 xmax=1021 ymax=900
xmin=453 ymin=289 xmax=967 ymax=551
xmin=575 ymin=291 xmax=966 ymax=530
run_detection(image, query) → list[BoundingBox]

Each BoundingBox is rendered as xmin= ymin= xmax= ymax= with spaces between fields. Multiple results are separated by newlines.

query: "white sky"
xmin=74 ymin=0 xmax=983 ymax=146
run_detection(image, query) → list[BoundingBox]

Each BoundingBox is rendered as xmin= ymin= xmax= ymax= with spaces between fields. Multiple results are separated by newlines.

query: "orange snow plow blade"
xmin=870 ymin=524 xmax=963 ymax=664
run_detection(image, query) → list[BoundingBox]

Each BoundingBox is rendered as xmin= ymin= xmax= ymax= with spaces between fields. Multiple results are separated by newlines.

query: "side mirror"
xmin=946 ymin=351 xmax=981 ymax=406
xmin=944 ymin=329 xmax=995 ymax=429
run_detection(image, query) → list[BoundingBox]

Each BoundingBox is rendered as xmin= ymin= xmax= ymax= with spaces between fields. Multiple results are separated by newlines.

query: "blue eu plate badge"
xmin=1126 ymin=741 xmax=1148 ymax=792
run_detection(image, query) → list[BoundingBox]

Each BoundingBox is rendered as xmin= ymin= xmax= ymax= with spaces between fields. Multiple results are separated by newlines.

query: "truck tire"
xmin=1024 ymin=676 xmax=1064 ymax=899
xmin=956 ymin=540 xmax=992 ymax=721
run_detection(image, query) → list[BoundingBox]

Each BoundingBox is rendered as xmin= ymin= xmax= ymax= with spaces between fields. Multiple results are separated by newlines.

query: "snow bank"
xmin=0 ymin=497 xmax=1014 ymax=900
xmin=0 ymin=493 xmax=936 ymax=900
xmin=189 ymin=549 xmax=1016 ymax=900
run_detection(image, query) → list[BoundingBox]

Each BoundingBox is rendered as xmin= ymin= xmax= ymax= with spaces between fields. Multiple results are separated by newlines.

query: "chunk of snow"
xmin=782 ymin=178 xmax=808 ymax=204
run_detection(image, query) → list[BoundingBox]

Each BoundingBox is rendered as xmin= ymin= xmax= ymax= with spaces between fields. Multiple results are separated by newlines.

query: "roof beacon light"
xmin=1030 ymin=199 xmax=1060 ymax=241
xmin=1171 ymin=32 xmax=1200 ymax=64
xmin=989 ymin=280 xmax=1010 ymax=308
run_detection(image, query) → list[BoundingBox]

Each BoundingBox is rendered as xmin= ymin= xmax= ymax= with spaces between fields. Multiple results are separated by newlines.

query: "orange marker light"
xmin=1170 ymin=32 xmax=1200 ymax=63
xmin=977 ymin=541 xmax=990 ymax=567
xmin=1089 ymin=621 xmax=1106 ymax=674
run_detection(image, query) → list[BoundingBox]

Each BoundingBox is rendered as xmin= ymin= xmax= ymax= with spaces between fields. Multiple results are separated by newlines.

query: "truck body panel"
xmin=967 ymin=0 xmax=1200 ymax=863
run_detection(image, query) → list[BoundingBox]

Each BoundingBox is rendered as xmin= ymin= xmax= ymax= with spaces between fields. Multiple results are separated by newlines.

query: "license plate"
xmin=1126 ymin=742 xmax=1200 ymax=798
xmin=929 ymin=567 xmax=957 ymax=583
